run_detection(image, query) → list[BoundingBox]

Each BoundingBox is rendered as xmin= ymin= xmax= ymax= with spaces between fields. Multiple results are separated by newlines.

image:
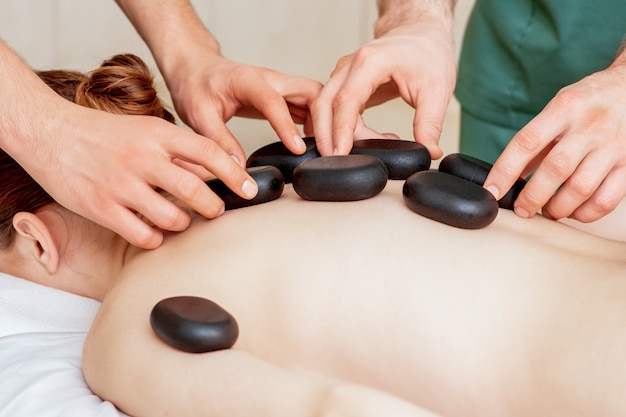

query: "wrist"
xmin=374 ymin=0 xmax=456 ymax=38
xmin=0 ymin=42 xmax=67 ymax=162
xmin=115 ymin=0 xmax=221 ymax=90
xmin=155 ymin=30 xmax=221 ymax=90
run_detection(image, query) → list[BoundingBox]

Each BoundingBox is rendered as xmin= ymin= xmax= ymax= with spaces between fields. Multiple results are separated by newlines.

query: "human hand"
xmin=484 ymin=58 xmax=626 ymax=223
xmin=165 ymin=53 xmax=324 ymax=166
xmin=311 ymin=23 xmax=456 ymax=157
xmin=23 ymin=102 xmax=258 ymax=249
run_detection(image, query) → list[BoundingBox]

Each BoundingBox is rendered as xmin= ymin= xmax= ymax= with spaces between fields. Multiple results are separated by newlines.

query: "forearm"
xmin=375 ymin=0 xmax=457 ymax=37
xmin=0 ymin=40 xmax=73 ymax=167
xmin=114 ymin=0 xmax=220 ymax=83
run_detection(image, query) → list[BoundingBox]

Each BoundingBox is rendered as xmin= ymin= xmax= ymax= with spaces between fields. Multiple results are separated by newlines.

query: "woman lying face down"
xmin=0 ymin=54 xmax=175 ymax=300
xmin=2 ymin=54 xmax=626 ymax=417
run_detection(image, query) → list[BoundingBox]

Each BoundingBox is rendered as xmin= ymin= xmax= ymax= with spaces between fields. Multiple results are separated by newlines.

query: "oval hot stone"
xmin=403 ymin=170 xmax=499 ymax=229
xmin=150 ymin=296 xmax=239 ymax=354
xmin=292 ymin=154 xmax=388 ymax=201
xmin=350 ymin=138 xmax=431 ymax=180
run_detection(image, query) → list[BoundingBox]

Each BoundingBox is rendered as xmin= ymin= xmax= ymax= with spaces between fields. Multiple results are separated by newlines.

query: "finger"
xmin=541 ymin=150 xmax=613 ymax=220
xmin=280 ymin=76 xmax=324 ymax=107
xmin=303 ymin=112 xmax=314 ymax=137
xmin=484 ymin=109 xmax=568 ymax=200
xmin=353 ymin=122 xmax=384 ymax=141
xmin=99 ymin=202 xmax=164 ymax=249
xmin=191 ymin=110 xmax=247 ymax=167
xmin=311 ymin=71 xmax=348 ymax=156
xmin=311 ymin=56 xmax=356 ymax=155
xmin=512 ymin=137 xmax=588 ymax=218
xmin=172 ymin=158 xmax=213 ymax=180
xmin=167 ymin=133 xmax=258 ymax=200
xmin=520 ymin=142 xmax=556 ymax=179
xmin=352 ymin=116 xmax=400 ymax=140
xmin=331 ymin=69 xmax=383 ymax=155
xmin=411 ymin=86 xmax=447 ymax=160
xmin=246 ymin=86 xmax=306 ymax=155
xmin=568 ymin=165 xmax=626 ymax=223
xmin=285 ymin=103 xmax=308 ymax=125
xmin=145 ymin=162 xmax=226 ymax=222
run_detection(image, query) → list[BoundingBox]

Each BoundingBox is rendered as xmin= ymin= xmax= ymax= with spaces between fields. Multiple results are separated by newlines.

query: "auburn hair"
xmin=0 ymin=54 xmax=175 ymax=249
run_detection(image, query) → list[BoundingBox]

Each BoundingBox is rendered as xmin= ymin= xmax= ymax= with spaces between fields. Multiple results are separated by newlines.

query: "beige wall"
xmin=0 ymin=0 xmax=474 ymax=158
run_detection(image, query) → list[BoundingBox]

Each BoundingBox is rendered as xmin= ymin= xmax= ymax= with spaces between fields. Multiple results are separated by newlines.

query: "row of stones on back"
xmin=246 ymin=137 xmax=526 ymax=229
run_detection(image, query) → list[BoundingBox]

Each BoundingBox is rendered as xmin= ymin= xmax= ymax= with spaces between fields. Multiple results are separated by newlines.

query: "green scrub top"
xmin=455 ymin=0 xmax=626 ymax=163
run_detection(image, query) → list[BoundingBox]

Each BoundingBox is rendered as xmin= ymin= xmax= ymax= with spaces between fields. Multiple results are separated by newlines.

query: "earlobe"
xmin=12 ymin=212 xmax=60 ymax=274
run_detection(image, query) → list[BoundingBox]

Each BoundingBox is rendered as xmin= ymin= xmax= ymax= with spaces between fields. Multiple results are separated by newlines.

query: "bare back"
xmin=86 ymin=181 xmax=626 ymax=417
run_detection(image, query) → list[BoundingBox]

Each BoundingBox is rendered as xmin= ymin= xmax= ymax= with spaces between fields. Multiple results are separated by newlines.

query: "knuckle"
xmin=491 ymin=160 xmax=521 ymax=182
xmin=519 ymin=187 xmax=545 ymax=208
xmin=196 ymin=136 xmax=220 ymax=159
xmin=177 ymin=173 xmax=205 ymax=202
xmin=566 ymin=175 xmax=596 ymax=200
xmin=309 ymin=97 xmax=322 ymax=113
xmin=550 ymin=88 xmax=583 ymax=114
xmin=513 ymin=128 xmax=543 ymax=154
xmin=542 ymin=153 xmax=572 ymax=178
xmin=352 ymin=45 xmax=381 ymax=65
xmin=589 ymin=192 xmax=619 ymax=215
xmin=332 ymin=90 xmax=360 ymax=113
xmin=262 ymin=91 xmax=287 ymax=108
xmin=157 ymin=205 xmax=187 ymax=230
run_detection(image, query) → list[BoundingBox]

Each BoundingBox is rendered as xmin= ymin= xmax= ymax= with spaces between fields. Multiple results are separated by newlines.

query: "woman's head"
xmin=0 ymin=54 xmax=174 ymax=249
xmin=0 ymin=54 xmax=174 ymax=297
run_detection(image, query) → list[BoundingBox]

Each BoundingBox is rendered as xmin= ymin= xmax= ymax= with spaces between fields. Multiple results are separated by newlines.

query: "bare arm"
xmin=484 ymin=43 xmax=626 ymax=223
xmin=375 ymin=0 xmax=457 ymax=32
xmin=0 ymin=40 xmax=256 ymax=249
xmin=115 ymin=0 xmax=323 ymax=162
xmin=311 ymin=0 xmax=457 ymax=156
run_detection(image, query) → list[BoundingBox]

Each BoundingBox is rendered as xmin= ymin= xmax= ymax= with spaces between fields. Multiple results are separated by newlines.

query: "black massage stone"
xmin=403 ymin=170 xmax=499 ymax=229
xmin=206 ymin=165 xmax=285 ymax=210
xmin=349 ymin=139 xmax=431 ymax=180
xmin=292 ymin=154 xmax=388 ymax=201
xmin=438 ymin=153 xmax=526 ymax=210
xmin=150 ymin=296 xmax=239 ymax=353
xmin=246 ymin=136 xmax=320 ymax=183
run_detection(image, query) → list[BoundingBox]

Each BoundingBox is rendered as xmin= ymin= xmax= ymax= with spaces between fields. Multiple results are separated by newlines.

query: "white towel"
xmin=0 ymin=272 xmax=100 ymax=338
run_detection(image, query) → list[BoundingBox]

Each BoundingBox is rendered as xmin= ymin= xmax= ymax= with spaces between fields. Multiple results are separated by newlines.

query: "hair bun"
xmin=75 ymin=53 xmax=175 ymax=122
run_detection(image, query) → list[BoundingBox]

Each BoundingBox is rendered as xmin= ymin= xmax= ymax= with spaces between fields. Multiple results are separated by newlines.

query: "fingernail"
xmin=485 ymin=184 xmax=500 ymax=200
xmin=333 ymin=147 xmax=340 ymax=156
xmin=515 ymin=207 xmax=530 ymax=218
xmin=242 ymin=179 xmax=258 ymax=199
xmin=293 ymin=135 xmax=305 ymax=153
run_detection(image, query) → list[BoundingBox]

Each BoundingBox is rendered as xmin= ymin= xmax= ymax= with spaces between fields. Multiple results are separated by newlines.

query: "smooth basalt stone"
xmin=349 ymin=138 xmax=431 ymax=180
xmin=206 ymin=165 xmax=285 ymax=210
xmin=292 ymin=154 xmax=388 ymax=201
xmin=403 ymin=170 xmax=499 ymax=229
xmin=438 ymin=153 xmax=526 ymax=210
xmin=150 ymin=296 xmax=239 ymax=353
xmin=246 ymin=136 xmax=320 ymax=183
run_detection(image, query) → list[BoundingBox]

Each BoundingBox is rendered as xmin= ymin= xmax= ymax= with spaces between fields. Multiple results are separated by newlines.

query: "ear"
xmin=12 ymin=212 xmax=60 ymax=274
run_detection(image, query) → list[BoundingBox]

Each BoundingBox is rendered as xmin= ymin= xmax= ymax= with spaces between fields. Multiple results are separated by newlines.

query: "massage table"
xmin=0 ymin=271 xmax=127 ymax=416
